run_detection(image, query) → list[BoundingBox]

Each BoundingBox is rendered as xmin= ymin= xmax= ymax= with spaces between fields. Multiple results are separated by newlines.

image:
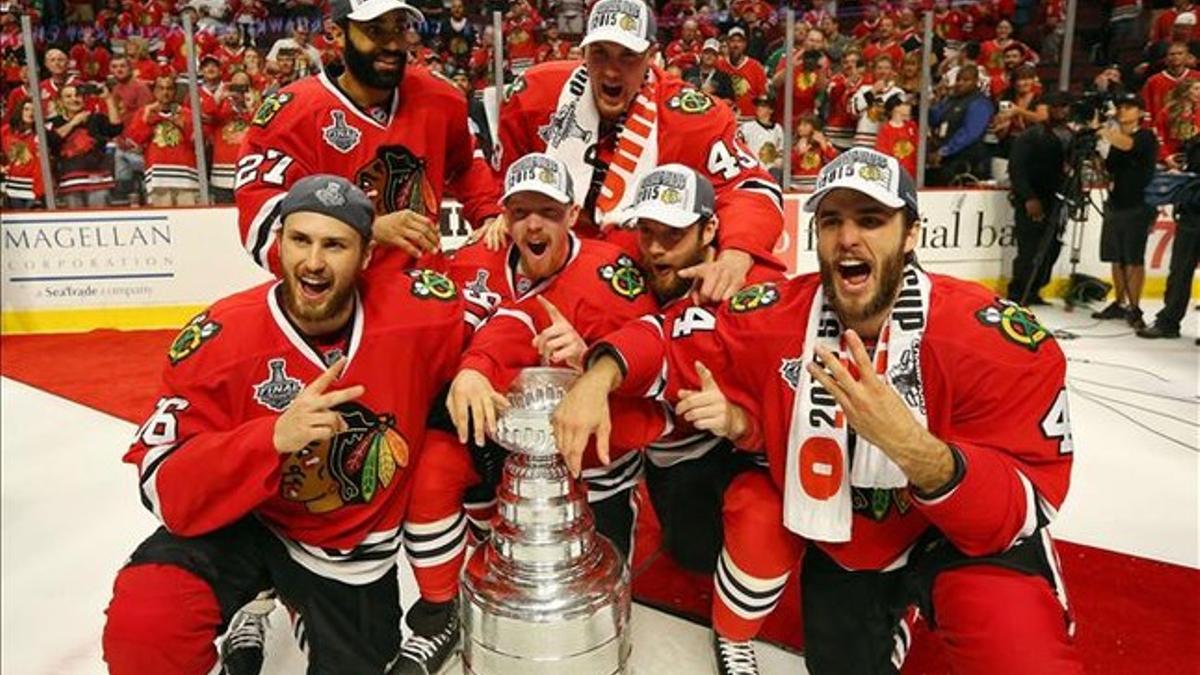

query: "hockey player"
xmin=622 ymin=164 xmax=803 ymax=675
xmin=102 ymin=175 xmax=496 ymax=675
xmin=235 ymin=0 xmax=502 ymax=280
xmin=394 ymin=153 xmax=666 ymax=674
xmin=556 ymin=149 xmax=1084 ymax=674
xmin=483 ymin=0 xmax=786 ymax=303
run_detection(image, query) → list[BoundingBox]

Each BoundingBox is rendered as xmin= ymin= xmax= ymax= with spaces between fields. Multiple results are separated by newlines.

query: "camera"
xmin=1069 ymin=91 xmax=1113 ymax=127
xmin=77 ymin=82 xmax=101 ymax=96
xmin=801 ymin=49 xmax=822 ymax=72
xmin=227 ymin=83 xmax=249 ymax=93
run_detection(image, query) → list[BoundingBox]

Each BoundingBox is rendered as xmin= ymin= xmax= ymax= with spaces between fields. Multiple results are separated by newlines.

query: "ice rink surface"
xmin=2 ymin=302 xmax=1196 ymax=674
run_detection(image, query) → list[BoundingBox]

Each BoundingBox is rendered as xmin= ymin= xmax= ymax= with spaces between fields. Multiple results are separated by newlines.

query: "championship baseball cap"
xmin=580 ymin=0 xmax=657 ymax=54
xmin=328 ymin=0 xmax=424 ymax=24
xmin=502 ymin=152 xmax=575 ymax=205
xmin=629 ymin=164 xmax=715 ymax=229
xmin=728 ymin=26 xmax=747 ymax=39
xmin=279 ymin=174 xmax=376 ymax=240
xmin=803 ymin=148 xmax=918 ymax=216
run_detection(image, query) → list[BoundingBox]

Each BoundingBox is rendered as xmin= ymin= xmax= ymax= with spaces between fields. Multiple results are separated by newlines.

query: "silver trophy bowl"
xmin=460 ymin=368 xmax=631 ymax=675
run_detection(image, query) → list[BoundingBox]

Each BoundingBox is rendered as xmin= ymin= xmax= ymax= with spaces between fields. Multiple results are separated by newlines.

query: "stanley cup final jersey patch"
xmin=253 ymin=358 xmax=303 ymax=411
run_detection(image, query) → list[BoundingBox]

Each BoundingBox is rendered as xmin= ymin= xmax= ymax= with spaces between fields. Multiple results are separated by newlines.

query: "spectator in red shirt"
xmin=876 ymin=95 xmax=919 ymax=177
xmin=125 ymin=73 xmax=199 ymax=206
xmin=863 ymin=16 xmax=904 ymax=72
xmin=241 ymin=48 xmax=269 ymax=91
xmin=665 ymin=19 xmax=704 ymax=70
xmin=790 ymin=114 xmax=839 ymax=187
xmin=772 ymin=38 xmax=830 ymax=127
xmin=718 ymin=26 xmax=768 ymax=118
xmin=933 ymin=0 xmax=968 ymax=41
xmin=537 ymin=24 xmax=572 ymax=63
xmin=851 ymin=54 xmax=905 ymax=147
xmin=980 ymin=20 xmax=1037 ymax=75
xmin=1152 ymin=0 xmax=1198 ymax=44
xmin=70 ymin=27 xmax=112 ymax=83
xmin=124 ymin=39 xmax=159 ymax=84
xmin=852 ymin=2 xmax=883 ymax=40
xmin=1143 ymin=41 xmax=1200 ymax=123
xmin=40 ymin=49 xmax=78 ymax=118
xmin=210 ymin=71 xmax=258 ymax=203
xmin=2 ymin=99 xmax=48 ymax=208
xmin=214 ymin=26 xmax=247 ymax=79
xmin=1155 ymin=79 xmax=1200 ymax=167
xmin=504 ymin=0 xmax=541 ymax=74
xmin=109 ymin=55 xmax=154 ymax=205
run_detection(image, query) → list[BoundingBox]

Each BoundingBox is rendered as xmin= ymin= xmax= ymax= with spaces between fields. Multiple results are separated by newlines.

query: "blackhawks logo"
xmin=357 ymin=145 xmax=437 ymax=215
xmin=408 ymin=268 xmax=457 ymax=300
xmin=168 ymin=312 xmax=221 ymax=365
xmin=598 ymin=255 xmax=647 ymax=300
xmin=975 ymin=298 xmax=1049 ymax=351
xmin=280 ymin=401 xmax=409 ymax=513
xmin=504 ymin=74 xmax=527 ymax=101
xmin=729 ymin=282 xmax=780 ymax=313
xmin=667 ymin=89 xmax=714 ymax=115
xmin=252 ymin=92 xmax=293 ymax=127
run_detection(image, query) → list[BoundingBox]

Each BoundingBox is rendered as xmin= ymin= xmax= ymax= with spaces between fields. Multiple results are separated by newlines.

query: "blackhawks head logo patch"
xmin=975 ymin=298 xmax=1049 ymax=351
xmin=252 ymin=92 xmax=293 ymax=127
xmin=168 ymin=312 xmax=221 ymax=365
xmin=280 ymin=402 xmax=409 ymax=513
xmin=667 ymin=89 xmax=714 ymax=115
xmin=598 ymin=255 xmax=646 ymax=300
xmin=729 ymin=282 xmax=780 ymax=313
xmin=408 ymin=268 xmax=457 ymax=301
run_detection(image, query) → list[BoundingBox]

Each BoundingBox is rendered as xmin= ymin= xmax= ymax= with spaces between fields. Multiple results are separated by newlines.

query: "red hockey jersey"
xmin=499 ymin=61 xmax=784 ymax=268
xmin=599 ymin=273 xmax=1074 ymax=571
xmin=236 ymin=68 xmax=502 ymax=279
xmin=124 ymin=271 xmax=490 ymax=584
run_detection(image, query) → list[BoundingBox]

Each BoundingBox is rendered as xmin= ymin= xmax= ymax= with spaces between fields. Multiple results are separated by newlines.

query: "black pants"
xmin=643 ymin=443 xmax=760 ymax=573
xmin=1157 ymin=212 xmax=1200 ymax=329
xmin=801 ymin=530 xmax=1066 ymax=675
xmin=123 ymin=517 xmax=402 ymax=674
xmin=1008 ymin=200 xmax=1062 ymax=302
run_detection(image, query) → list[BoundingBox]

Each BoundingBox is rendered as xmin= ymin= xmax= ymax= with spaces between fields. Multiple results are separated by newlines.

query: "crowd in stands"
xmin=1 ymin=0 xmax=1198 ymax=209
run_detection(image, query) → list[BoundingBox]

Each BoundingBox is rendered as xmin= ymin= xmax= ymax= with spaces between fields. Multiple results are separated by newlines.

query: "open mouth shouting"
xmin=598 ymin=82 xmax=625 ymax=106
xmin=298 ymin=273 xmax=333 ymax=302
xmin=835 ymin=257 xmax=872 ymax=294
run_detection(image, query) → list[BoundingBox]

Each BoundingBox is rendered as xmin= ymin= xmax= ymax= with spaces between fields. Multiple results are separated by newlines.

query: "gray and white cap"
xmin=328 ymin=0 xmax=424 ymax=23
xmin=580 ymin=0 xmax=657 ymax=54
xmin=630 ymin=163 xmax=715 ymax=229
xmin=502 ymin=152 xmax=576 ymax=205
xmin=279 ymin=174 xmax=376 ymax=239
xmin=803 ymin=147 xmax=919 ymax=215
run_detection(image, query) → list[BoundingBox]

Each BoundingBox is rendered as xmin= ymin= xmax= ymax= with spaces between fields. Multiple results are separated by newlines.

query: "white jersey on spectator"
xmin=738 ymin=119 xmax=784 ymax=169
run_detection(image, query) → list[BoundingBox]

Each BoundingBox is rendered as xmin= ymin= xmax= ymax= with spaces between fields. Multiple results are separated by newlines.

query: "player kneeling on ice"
xmin=556 ymin=148 xmax=1084 ymax=675
xmin=102 ymin=175 xmax=495 ymax=675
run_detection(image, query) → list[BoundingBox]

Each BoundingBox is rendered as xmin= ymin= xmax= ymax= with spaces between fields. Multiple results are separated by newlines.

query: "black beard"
xmin=818 ymin=244 xmax=906 ymax=329
xmin=343 ymin=37 xmax=406 ymax=90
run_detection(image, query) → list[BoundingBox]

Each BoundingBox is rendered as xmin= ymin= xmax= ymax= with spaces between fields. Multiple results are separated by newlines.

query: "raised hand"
xmin=372 ymin=209 xmax=440 ymax=258
xmin=675 ymin=361 xmax=748 ymax=441
xmin=551 ymin=357 xmax=623 ymax=477
xmin=532 ymin=295 xmax=587 ymax=370
xmin=272 ymin=358 xmax=364 ymax=454
xmin=678 ymin=249 xmax=753 ymax=304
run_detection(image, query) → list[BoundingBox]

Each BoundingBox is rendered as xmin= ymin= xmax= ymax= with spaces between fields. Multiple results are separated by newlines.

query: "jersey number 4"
xmin=671 ymin=307 xmax=716 ymax=338
xmin=1040 ymin=388 xmax=1074 ymax=455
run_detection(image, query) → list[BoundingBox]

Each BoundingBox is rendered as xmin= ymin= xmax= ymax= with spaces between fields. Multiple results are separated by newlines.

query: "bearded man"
xmin=236 ymin=0 xmax=502 ymax=281
xmin=556 ymin=149 xmax=1084 ymax=675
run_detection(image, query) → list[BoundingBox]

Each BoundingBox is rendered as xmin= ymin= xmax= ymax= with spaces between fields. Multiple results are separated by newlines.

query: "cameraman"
xmin=1092 ymin=93 xmax=1160 ymax=330
xmin=1007 ymin=91 xmax=1073 ymax=305
xmin=1139 ymin=137 xmax=1200 ymax=341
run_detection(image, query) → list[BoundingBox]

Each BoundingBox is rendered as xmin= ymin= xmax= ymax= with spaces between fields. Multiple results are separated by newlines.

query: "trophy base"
xmin=460 ymin=538 xmax=631 ymax=675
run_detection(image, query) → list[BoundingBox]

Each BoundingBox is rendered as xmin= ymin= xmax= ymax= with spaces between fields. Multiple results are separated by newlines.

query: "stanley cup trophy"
xmin=460 ymin=368 xmax=631 ymax=674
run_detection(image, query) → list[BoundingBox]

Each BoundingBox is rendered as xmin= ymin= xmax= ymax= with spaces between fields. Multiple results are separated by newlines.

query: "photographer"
xmin=1092 ymin=94 xmax=1160 ymax=329
xmin=773 ymin=37 xmax=831 ymax=124
xmin=1007 ymin=91 xmax=1073 ymax=304
xmin=210 ymin=72 xmax=260 ymax=204
xmin=125 ymin=74 xmax=200 ymax=207
xmin=46 ymin=82 xmax=123 ymax=209
xmin=1140 ymin=137 xmax=1200 ymax=340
